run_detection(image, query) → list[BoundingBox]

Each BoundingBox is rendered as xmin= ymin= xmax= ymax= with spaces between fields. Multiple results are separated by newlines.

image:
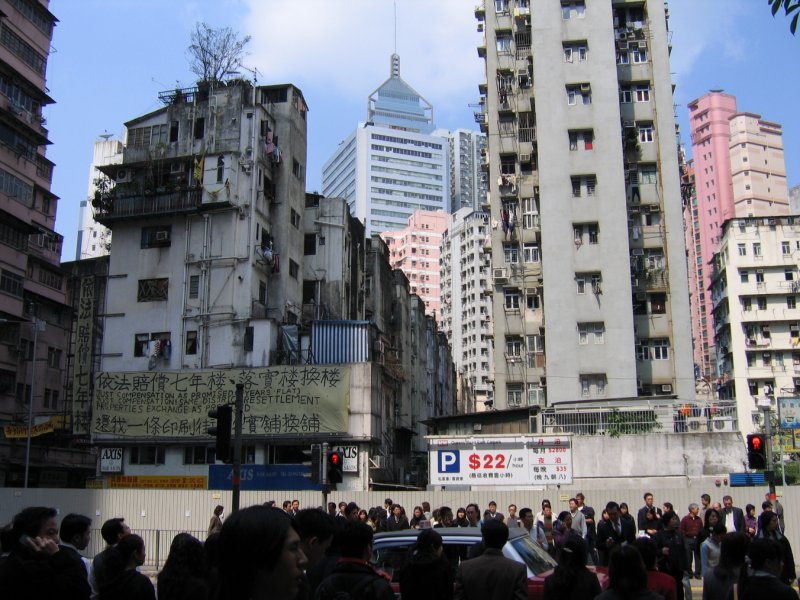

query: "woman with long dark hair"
xmin=454 ymin=508 xmax=469 ymax=527
xmin=702 ymin=532 xmax=749 ymax=600
xmin=217 ymin=505 xmax=308 ymax=600
xmin=409 ymin=506 xmax=425 ymax=529
xmin=397 ymin=528 xmax=454 ymax=600
xmin=99 ymin=534 xmax=155 ymax=600
xmin=157 ymin=532 xmax=210 ymax=600
xmin=543 ymin=535 xmax=600 ymax=600
xmin=756 ymin=510 xmax=796 ymax=585
xmin=595 ymin=545 xmax=662 ymax=600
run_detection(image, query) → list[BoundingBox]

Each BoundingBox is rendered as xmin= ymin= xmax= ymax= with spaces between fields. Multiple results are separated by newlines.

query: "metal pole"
xmin=232 ymin=383 xmax=244 ymax=512
xmin=764 ymin=405 xmax=776 ymax=495
xmin=24 ymin=318 xmax=41 ymax=489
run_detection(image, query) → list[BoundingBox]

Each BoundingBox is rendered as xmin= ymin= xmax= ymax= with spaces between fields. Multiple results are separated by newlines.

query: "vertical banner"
xmin=72 ymin=276 xmax=94 ymax=435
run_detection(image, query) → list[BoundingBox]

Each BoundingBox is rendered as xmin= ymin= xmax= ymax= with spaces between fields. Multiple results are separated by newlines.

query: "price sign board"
xmin=427 ymin=434 xmax=572 ymax=486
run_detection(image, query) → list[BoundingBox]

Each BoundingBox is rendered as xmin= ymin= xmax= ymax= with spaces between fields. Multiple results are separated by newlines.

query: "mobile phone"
xmin=19 ymin=534 xmax=34 ymax=548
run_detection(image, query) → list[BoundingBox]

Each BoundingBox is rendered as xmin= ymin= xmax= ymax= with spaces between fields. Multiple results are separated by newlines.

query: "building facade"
xmin=380 ymin=209 xmax=448 ymax=321
xmin=321 ymin=55 xmax=449 ymax=236
xmin=0 ymin=1 xmax=88 ymax=487
xmin=687 ymin=91 xmax=789 ymax=379
xmin=440 ymin=207 xmax=494 ymax=413
xmin=476 ymin=0 xmax=694 ymax=412
xmin=75 ymin=136 xmax=122 ymax=259
xmin=711 ymin=216 xmax=800 ymax=434
xmin=438 ymin=128 xmax=488 ymax=212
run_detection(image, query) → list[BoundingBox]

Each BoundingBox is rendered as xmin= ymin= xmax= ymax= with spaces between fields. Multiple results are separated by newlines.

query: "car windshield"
xmin=507 ymin=534 xmax=558 ymax=576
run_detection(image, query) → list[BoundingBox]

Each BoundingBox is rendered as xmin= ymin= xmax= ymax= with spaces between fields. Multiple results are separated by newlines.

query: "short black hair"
xmin=633 ymin=537 xmax=658 ymax=570
xmin=748 ymin=538 xmax=782 ymax=571
xmin=481 ymin=519 xmax=509 ymax=550
xmin=293 ymin=508 xmax=335 ymax=543
xmin=11 ymin=506 xmax=57 ymax=544
xmin=339 ymin=520 xmax=374 ymax=559
xmin=605 ymin=501 xmax=620 ymax=512
xmin=518 ymin=508 xmax=533 ymax=520
xmin=701 ymin=494 xmax=711 ymax=502
xmin=100 ymin=517 xmax=127 ymax=545
xmin=59 ymin=513 xmax=91 ymax=544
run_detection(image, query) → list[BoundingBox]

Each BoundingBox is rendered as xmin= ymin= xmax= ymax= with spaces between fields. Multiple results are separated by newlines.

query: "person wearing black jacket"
xmin=398 ymin=529 xmax=454 ymax=600
xmin=756 ymin=510 xmax=796 ymax=585
xmin=596 ymin=501 xmax=636 ymax=567
xmin=314 ymin=521 xmax=393 ymax=600
xmin=653 ymin=511 xmax=687 ymax=600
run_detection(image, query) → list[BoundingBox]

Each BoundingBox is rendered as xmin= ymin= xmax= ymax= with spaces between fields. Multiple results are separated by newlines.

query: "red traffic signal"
xmin=746 ymin=433 xmax=767 ymax=470
xmin=327 ymin=450 xmax=344 ymax=484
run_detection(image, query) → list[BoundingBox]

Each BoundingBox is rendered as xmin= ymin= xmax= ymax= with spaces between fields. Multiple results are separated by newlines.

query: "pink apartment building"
xmin=381 ymin=210 xmax=448 ymax=322
xmin=687 ymin=91 xmax=789 ymax=379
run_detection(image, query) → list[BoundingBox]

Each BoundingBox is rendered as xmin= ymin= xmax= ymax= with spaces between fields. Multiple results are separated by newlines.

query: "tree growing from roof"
xmin=186 ymin=22 xmax=251 ymax=82
xmin=769 ymin=0 xmax=800 ymax=34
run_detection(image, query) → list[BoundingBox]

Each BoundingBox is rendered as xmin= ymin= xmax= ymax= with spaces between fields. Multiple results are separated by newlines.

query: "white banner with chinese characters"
xmin=427 ymin=435 xmax=573 ymax=487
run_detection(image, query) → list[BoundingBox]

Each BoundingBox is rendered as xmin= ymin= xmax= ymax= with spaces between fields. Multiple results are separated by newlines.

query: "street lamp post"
xmin=24 ymin=317 xmax=45 ymax=488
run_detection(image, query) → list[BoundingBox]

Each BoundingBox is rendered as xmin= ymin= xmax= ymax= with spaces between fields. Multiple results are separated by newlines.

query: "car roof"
xmin=374 ymin=526 xmax=528 ymax=541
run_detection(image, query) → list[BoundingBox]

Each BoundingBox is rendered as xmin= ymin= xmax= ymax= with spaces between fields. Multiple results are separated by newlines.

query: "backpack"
xmin=316 ymin=574 xmax=377 ymax=600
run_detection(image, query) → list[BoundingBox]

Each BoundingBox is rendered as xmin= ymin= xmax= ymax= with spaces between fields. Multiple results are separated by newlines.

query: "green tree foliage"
xmin=186 ymin=23 xmax=251 ymax=83
xmin=769 ymin=0 xmax=800 ymax=35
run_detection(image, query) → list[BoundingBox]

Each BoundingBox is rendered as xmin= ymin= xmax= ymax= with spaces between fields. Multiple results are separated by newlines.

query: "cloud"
xmin=241 ymin=0 xmax=482 ymax=121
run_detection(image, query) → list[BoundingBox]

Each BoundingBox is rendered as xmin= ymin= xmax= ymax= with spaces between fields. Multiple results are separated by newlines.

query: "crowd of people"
xmin=0 ymin=490 xmax=795 ymax=600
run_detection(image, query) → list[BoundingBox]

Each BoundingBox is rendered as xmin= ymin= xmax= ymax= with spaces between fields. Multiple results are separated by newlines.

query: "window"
xmin=562 ymin=1 xmax=585 ymax=19
xmin=631 ymin=48 xmax=647 ymax=64
xmin=216 ymin=157 xmax=225 ymax=183
xmin=786 ymin=269 xmax=794 ymax=281
xmin=186 ymin=331 xmax=198 ymax=355
xmin=304 ymin=234 xmax=317 ymax=255
xmin=635 ymin=85 xmax=650 ymax=102
xmin=506 ymin=338 xmax=523 ymax=357
xmin=650 ymin=293 xmax=666 ymax=314
xmin=588 ymin=224 xmax=599 ymax=244
xmin=189 ymin=275 xmax=200 ymax=299
xmin=495 ymin=0 xmax=509 ymax=13
xmin=639 ymin=124 xmax=654 ymax=143
xmin=46 ymin=347 xmax=61 ymax=369
xmin=617 ymin=51 xmax=630 ymax=65
xmin=580 ymin=374 xmax=606 ymax=398
xmin=783 ymin=241 xmax=791 ymax=256
xmin=522 ymin=243 xmax=540 ymax=263
xmin=0 ymin=269 xmax=23 ymax=298
xmin=652 ymin=339 xmax=669 ymax=360
xmin=571 ymin=177 xmax=581 ymax=196
xmin=141 ymin=226 xmax=172 ymax=249
xmin=134 ymin=333 xmax=149 ymax=357
xmin=496 ymin=34 xmax=512 ymax=53
xmin=290 ymin=209 xmax=301 ymax=228
xmin=578 ymin=322 xmax=604 ymax=345
xmin=0 ymin=24 xmax=46 ymax=75
xmin=130 ymin=446 xmax=166 ymax=465
xmin=569 ymin=132 xmax=578 ymax=151
xmin=737 ymin=244 xmax=746 ymax=257
xmin=137 ymin=278 xmax=169 ymax=302
xmin=753 ymin=243 xmax=762 ymax=257
xmin=507 ymin=384 xmax=523 ymax=407
xmin=504 ymin=289 xmax=520 ymax=310
xmin=564 ymin=47 xmax=573 ymax=63
xmin=184 ymin=446 xmax=215 ymax=465
xmin=755 ymin=271 xmax=764 ymax=283
xmin=292 ymin=159 xmax=303 ymax=179
xmin=576 ymin=276 xmax=586 ymax=294
xmin=619 ymin=86 xmax=632 ymax=103
xmin=567 ymin=87 xmax=578 ymax=106
xmin=789 ymin=297 xmax=797 ymax=310
xmin=586 ymin=176 xmax=596 ymax=195
xmin=289 ymin=259 xmax=299 ymax=279
xmin=169 ymin=120 xmax=179 ymax=142
xmin=584 ymin=132 xmax=593 ymax=150
xmin=757 ymin=296 xmax=767 ymax=311
xmin=639 ymin=165 xmax=657 ymax=184
xmin=740 ymin=270 xmax=749 ymax=283
xmin=504 ymin=244 xmax=519 ymax=264
xmin=193 ymin=118 xmax=205 ymax=139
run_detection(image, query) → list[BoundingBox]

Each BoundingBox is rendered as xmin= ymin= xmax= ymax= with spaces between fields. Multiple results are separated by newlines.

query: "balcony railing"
xmin=93 ymin=187 xmax=204 ymax=224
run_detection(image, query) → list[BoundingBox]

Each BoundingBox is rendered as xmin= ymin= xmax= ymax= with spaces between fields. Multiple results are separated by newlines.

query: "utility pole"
xmin=761 ymin=404 xmax=776 ymax=496
xmin=232 ymin=383 xmax=244 ymax=511
xmin=24 ymin=317 xmax=45 ymax=489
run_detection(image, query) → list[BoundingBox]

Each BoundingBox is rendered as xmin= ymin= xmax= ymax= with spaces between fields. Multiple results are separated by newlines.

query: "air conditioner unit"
xmin=636 ymin=292 xmax=647 ymax=301
xmin=580 ymin=83 xmax=591 ymax=92
xmin=519 ymin=153 xmax=531 ymax=164
xmin=617 ymin=41 xmax=629 ymax=50
xmin=473 ymin=423 xmax=483 ymax=432
xmin=525 ymin=287 xmax=539 ymax=296
xmin=155 ymin=230 xmax=169 ymax=241
xmin=617 ymin=31 xmax=627 ymax=40
xmin=711 ymin=417 xmax=736 ymax=432
xmin=170 ymin=163 xmax=185 ymax=173
xmin=493 ymin=268 xmax=508 ymax=281
xmin=686 ymin=416 xmax=706 ymax=432
xmin=115 ymin=168 xmax=132 ymax=183
xmin=623 ymin=120 xmax=636 ymax=129
xmin=661 ymin=384 xmax=673 ymax=393
xmin=637 ymin=41 xmax=647 ymax=49
xmin=632 ymin=248 xmax=645 ymax=256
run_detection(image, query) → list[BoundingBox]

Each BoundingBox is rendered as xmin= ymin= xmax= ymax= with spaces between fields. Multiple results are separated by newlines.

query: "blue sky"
xmin=46 ymin=0 xmax=799 ymax=261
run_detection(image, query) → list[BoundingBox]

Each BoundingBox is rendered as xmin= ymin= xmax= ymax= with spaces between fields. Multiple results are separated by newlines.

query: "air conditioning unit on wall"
xmin=711 ymin=417 xmax=736 ymax=432
xmin=685 ymin=416 xmax=707 ymax=432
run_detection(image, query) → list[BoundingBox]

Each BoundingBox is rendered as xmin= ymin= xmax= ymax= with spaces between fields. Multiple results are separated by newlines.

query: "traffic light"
xmin=327 ymin=450 xmax=344 ymax=485
xmin=208 ymin=405 xmax=232 ymax=463
xmin=747 ymin=433 xmax=767 ymax=470
xmin=302 ymin=444 xmax=323 ymax=484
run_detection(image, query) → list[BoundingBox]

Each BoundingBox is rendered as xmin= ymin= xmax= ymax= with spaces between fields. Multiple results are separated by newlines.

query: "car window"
xmin=372 ymin=537 xmax=478 ymax=580
xmin=508 ymin=534 xmax=558 ymax=575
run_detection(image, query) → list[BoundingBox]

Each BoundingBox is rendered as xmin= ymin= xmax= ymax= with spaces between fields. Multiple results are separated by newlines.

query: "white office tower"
xmin=476 ymin=0 xmax=694 ymax=409
xmin=321 ymin=54 xmax=449 ymax=236
xmin=76 ymin=136 xmax=123 ymax=258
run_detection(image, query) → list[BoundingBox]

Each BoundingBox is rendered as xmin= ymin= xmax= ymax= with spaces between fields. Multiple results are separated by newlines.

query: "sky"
xmin=46 ymin=0 xmax=800 ymax=262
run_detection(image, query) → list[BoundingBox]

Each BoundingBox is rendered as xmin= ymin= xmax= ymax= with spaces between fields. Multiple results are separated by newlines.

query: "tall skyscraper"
xmin=76 ymin=135 xmax=122 ymax=259
xmin=687 ymin=91 xmax=789 ymax=378
xmin=476 ymin=0 xmax=694 ymax=410
xmin=321 ymin=55 xmax=449 ymax=236
xmin=437 ymin=128 xmax=488 ymax=212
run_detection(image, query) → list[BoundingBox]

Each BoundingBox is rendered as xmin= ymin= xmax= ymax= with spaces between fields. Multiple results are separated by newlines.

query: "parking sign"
xmin=438 ymin=450 xmax=460 ymax=473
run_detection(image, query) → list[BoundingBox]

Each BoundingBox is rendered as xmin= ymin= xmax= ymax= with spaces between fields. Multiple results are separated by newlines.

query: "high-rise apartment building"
xmin=0 ymin=1 xmax=88 ymax=486
xmin=76 ymin=135 xmax=122 ymax=259
xmin=438 ymin=128 xmax=488 ymax=212
xmin=476 ymin=0 xmax=694 ymax=410
xmin=321 ymin=55 xmax=449 ymax=236
xmin=687 ymin=91 xmax=789 ymax=378
xmin=440 ymin=207 xmax=494 ymax=412
xmin=711 ymin=216 xmax=800 ymax=434
xmin=381 ymin=209 xmax=448 ymax=321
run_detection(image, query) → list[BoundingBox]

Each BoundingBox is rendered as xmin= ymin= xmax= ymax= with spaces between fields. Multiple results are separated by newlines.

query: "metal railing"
xmin=539 ymin=400 xmax=739 ymax=437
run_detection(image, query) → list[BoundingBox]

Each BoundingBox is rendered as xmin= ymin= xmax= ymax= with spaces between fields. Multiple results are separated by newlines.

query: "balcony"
xmin=93 ymin=187 xmax=205 ymax=225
